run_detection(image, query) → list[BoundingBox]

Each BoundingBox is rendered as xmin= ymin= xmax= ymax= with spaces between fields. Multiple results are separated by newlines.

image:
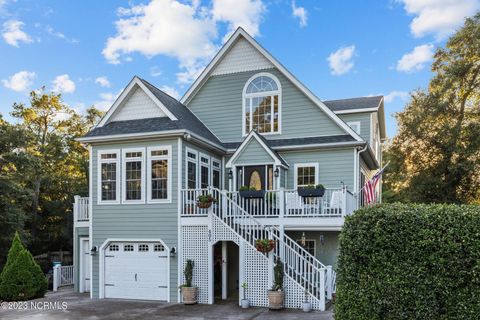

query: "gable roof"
xmin=226 ymin=130 xmax=288 ymax=168
xmin=180 ymin=27 xmax=363 ymax=143
xmin=323 ymin=96 xmax=383 ymax=113
xmin=80 ymin=77 xmax=222 ymax=146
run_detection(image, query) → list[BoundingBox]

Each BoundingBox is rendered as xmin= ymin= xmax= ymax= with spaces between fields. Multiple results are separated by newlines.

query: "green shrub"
xmin=335 ymin=204 xmax=480 ymax=320
xmin=0 ymin=232 xmax=48 ymax=301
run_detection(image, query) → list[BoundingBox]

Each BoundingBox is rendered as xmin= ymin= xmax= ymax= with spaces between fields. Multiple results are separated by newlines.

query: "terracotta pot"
xmin=182 ymin=287 xmax=198 ymax=305
xmin=268 ymin=290 xmax=284 ymax=310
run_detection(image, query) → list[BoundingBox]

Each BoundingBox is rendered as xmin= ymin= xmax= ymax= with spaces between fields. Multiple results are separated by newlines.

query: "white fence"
xmin=52 ymin=265 xmax=74 ymax=291
xmin=181 ymin=187 xmax=357 ymax=218
xmin=74 ymin=196 xmax=89 ymax=222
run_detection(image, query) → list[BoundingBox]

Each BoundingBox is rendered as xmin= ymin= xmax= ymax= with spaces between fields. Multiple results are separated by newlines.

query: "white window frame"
xmin=347 ymin=121 xmax=361 ymax=135
xmin=294 ymin=163 xmax=319 ymax=189
xmin=211 ymin=158 xmax=221 ymax=189
xmin=242 ymin=72 xmax=282 ymax=136
xmin=147 ymin=145 xmax=172 ymax=204
xmin=185 ymin=147 xmax=199 ymax=189
xmin=297 ymin=239 xmax=316 ymax=256
xmin=97 ymin=149 xmax=120 ymax=205
xmin=122 ymin=147 xmax=146 ymax=204
xmin=199 ymin=152 xmax=211 ymax=189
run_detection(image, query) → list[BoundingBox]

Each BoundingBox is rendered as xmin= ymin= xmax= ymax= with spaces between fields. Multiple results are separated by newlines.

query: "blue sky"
xmin=0 ymin=0 xmax=478 ymax=137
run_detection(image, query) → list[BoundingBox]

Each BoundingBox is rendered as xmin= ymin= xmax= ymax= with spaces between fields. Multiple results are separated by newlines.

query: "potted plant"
xmin=180 ymin=259 xmax=197 ymax=305
xmin=302 ymin=289 xmax=312 ymax=312
xmin=240 ymin=282 xmax=250 ymax=308
xmin=239 ymin=186 xmax=266 ymax=199
xmin=196 ymin=194 xmax=215 ymax=209
xmin=297 ymin=184 xmax=325 ymax=198
xmin=255 ymin=238 xmax=275 ymax=253
xmin=268 ymin=257 xmax=284 ymax=310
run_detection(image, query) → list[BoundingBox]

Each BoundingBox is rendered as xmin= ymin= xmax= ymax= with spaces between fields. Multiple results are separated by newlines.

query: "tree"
xmin=384 ymin=13 xmax=480 ymax=204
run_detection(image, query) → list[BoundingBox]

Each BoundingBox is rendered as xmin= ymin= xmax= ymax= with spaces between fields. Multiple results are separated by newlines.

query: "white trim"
xmin=147 ymin=145 xmax=172 ymax=204
xmin=226 ymin=130 xmax=287 ymax=168
xmin=346 ymin=121 xmax=361 ymax=134
xmin=242 ymin=72 xmax=282 ymax=136
xmin=270 ymin=140 xmax=363 ymax=151
xmin=199 ymin=152 xmax=211 ymax=188
xmin=177 ymin=138 xmax=182 ymax=302
xmin=88 ymin=146 xmax=93 ymax=298
xmin=180 ymin=28 xmax=363 ymax=142
xmin=333 ymin=107 xmax=379 ymax=114
xmin=79 ymin=237 xmax=89 ymax=293
xmin=121 ymin=147 xmax=146 ymax=204
xmin=97 ymin=149 xmax=121 ymax=205
xmin=293 ymin=162 xmax=319 ymax=189
xmin=97 ymin=77 xmax=177 ymax=128
xmin=212 ymin=157 xmax=222 ymax=189
xmin=98 ymin=238 xmax=171 ymax=302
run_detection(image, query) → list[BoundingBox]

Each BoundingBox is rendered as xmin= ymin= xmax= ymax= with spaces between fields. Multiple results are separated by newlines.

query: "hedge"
xmin=0 ymin=232 xmax=47 ymax=301
xmin=335 ymin=203 xmax=480 ymax=320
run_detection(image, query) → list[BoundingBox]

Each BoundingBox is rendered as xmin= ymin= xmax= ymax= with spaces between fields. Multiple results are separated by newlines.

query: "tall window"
xmin=123 ymin=149 xmax=144 ymax=202
xmin=98 ymin=150 xmax=120 ymax=204
xmin=243 ymin=73 xmax=281 ymax=135
xmin=295 ymin=163 xmax=319 ymax=189
xmin=212 ymin=160 xmax=221 ymax=189
xmin=148 ymin=146 xmax=171 ymax=203
xmin=186 ymin=149 xmax=198 ymax=189
xmin=200 ymin=155 xmax=209 ymax=188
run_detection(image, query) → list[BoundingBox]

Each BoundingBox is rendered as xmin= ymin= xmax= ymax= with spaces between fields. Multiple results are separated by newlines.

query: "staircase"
xmin=210 ymin=187 xmax=333 ymax=310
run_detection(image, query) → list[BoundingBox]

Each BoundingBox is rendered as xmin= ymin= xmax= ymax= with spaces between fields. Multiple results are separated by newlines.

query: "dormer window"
xmin=243 ymin=73 xmax=281 ymax=135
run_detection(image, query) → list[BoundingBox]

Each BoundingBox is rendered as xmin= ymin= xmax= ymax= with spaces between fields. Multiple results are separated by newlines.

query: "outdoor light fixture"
xmin=183 ymin=133 xmax=192 ymax=141
xmin=228 ymin=170 xmax=233 ymax=180
xmin=301 ymin=232 xmax=306 ymax=247
xmin=320 ymin=234 xmax=325 ymax=246
xmin=170 ymin=247 xmax=177 ymax=256
xmin=274 ymin=168 xmax=280 ymax=177
xmin=90 ymin=246 xmax=98 ymax=256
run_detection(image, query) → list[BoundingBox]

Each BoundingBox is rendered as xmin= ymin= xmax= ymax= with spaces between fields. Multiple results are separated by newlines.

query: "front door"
xmin=81 ymin=239 xmax=91 ymax=293
xmin=243 ymin=166 xmax=266 ymax=190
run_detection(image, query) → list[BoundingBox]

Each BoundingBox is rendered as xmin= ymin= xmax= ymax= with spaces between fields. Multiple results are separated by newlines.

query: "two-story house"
xmin=72 ymin=27 xmax=386 ymax=311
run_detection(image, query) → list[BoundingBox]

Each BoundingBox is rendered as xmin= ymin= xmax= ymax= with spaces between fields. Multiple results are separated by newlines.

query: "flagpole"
xmin=357 ymin=161 xmax=390 ymax=195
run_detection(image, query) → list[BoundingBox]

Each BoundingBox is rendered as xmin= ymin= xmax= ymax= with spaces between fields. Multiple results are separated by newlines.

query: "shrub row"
xmin=335 ymin=203 xmax=480 ymax=320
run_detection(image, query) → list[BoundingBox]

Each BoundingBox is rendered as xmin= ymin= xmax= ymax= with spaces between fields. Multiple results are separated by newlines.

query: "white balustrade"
xmin=73 ymin=196 xmax=89 ymax=222
xmin=52 ymin=265 xmax=74 ymax=292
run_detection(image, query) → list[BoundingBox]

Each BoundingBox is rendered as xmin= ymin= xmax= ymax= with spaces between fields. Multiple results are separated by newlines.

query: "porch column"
xmin=221 ymin=241 xmax=227 ymax=300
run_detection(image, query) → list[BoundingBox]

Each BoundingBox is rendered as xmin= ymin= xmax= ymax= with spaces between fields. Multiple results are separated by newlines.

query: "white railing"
xmin=207 ymin=187 xmax=331 ymax=310
xmin=181 ymin=187 xmax=357 ymax=218
xmin=52 ymin=265 xmax=74 ymax=291
xmin=74 ymin=196 xmax=89 ymax=222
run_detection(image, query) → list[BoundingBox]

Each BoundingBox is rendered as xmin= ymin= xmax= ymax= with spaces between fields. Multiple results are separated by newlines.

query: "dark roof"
xmin=323 ymin=96 xmax=383 ymax=112
xmin=84 ymin=78 xmax=221 ymax=145
xmin=223 ymin=135 xmax=356 ymax=150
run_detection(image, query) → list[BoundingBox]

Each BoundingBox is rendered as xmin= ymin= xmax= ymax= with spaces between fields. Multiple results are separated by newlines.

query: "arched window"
xmin=243 ymin=73 xmax=281 ymax=135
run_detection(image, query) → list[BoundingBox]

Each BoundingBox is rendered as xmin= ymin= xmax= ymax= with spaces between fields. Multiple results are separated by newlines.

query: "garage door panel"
xmin=104 ymin=242 xmax=169 ymax=301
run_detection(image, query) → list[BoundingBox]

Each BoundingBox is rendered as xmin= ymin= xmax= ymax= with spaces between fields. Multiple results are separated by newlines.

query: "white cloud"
xmin=327 ymin=45 xmax=356 ymax=75
xmin=398 ymin=0 xmax=480 ymax=40
xmin=159 ymin=85 xmax=180 ymax=99
xmin=150 ymin=66 xmax=162 ymax=77
xmin=211 ymin=0 xmax=266 ymax=41
xmin=396 ymin=44 xmax=434 ymax=73
xmin=94 ymin=91 xmax=122 ymax=111
xmin=2 ymin=70 xmax=36 ymax=92
xmin=291 ymin=1 xmax=308 ymax=27
xmin=52 ymin=74 xmax=76 ymax=93
xmin=104 ymin=0 xmax=267 ymax=84
xmin=384 ymin=90 xmax=409 ymax=103
xmin=46 ymin=25 xmax=79 ymax=43
xmin=2 ymin=20 xmax=33 ymax=47
xmin=95 ymin=76 xmax=111 ymax=88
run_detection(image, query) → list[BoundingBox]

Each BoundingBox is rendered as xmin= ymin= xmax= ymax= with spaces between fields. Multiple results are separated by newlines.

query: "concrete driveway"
xmin=0 ymin=289 xmax=334 ymax=320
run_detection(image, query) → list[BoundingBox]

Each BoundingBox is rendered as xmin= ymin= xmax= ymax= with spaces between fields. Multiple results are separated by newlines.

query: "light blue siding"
xmin=91 ymin=138 xmax=180 ymax=301
xmin=187 ymin=68 xmax=345 ymax=143
xmin=235 ymin=138 xmax=274 ymax=165
xmin=339 ymin=113 xmax=371 ymax=143
xmin=280 ymin=148 xmax=355 ymax=190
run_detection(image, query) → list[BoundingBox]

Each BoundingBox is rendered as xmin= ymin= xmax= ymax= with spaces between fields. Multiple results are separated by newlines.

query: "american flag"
xmin=363 ymin=164 xmax=388 ymax=205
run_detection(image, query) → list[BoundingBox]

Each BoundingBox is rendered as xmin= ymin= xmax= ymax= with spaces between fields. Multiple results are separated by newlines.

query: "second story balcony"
xmin=73 ymin=195 xmax=89 ymax=227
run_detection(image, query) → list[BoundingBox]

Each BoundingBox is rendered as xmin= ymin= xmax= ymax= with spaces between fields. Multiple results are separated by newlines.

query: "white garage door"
xmin=104 ymin=242 xmax=168 ymax=301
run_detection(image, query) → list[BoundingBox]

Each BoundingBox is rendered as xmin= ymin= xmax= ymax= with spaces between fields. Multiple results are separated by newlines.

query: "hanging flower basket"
xmin=255 ymin=239 xmax=275 ymax=253
xmin=196 ymin=194 xmax=215 ymax=209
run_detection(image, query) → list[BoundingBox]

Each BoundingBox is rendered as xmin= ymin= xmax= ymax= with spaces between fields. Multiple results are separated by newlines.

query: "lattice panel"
xmin=283 ymin=274 xmax=322 ymax=310
xmin=181 ymin=225 xmax=209 ymax=304
xmin=243 ymin=244 xmax=269 ymax=307
xmin=212 ymin=216 xmax=240 ymax=245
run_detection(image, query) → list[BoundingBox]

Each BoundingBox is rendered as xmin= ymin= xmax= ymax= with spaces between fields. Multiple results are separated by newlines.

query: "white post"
xmin=319 ymin=268 xmax=326 ymax=311
xmin=326 ymin=265 xmax=333 ymax=300
xmin=73 ymin=195 xmax=80 ymax=223
xmin=341 ymin=187 xmax=347 ymax=217
xmin=221 ymin=241 xmax=227 ymax=300
xmin=207 ymin=205 xmax=214 ymax=304
xmin=278 ymin=188 xmax=285 ymax=219
xmin=267 ymin=229 xmax=274 ymax=290
xmin=53 ymin=265 xmax=59 ymax=292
